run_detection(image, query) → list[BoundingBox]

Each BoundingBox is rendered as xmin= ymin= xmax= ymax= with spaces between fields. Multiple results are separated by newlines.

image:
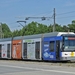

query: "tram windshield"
xmin=64 ymin=37 xmax=75 ymax=51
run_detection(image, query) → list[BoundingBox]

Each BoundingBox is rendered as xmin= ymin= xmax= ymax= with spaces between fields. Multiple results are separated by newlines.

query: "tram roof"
xmin=0 ymin=32 xmax=74 ymax=41
xmin=0 ymin=38 xmax=12 ymax=42
xmin=43 ymin=32 xmax=74 ymax=37
xmin=23 ymin=34 xmax=43 ymax=39
xmin=12 ymin=36 xmax=23 ymax=40
xmin=23 ymin=32 xmax=75 ymax=39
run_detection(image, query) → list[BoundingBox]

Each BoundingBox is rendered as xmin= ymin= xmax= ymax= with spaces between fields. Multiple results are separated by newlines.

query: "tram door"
xmin=56 ymin=40 xmax=60 ymax=60
xmin=35 ymin=42 xmax=40 ymax=59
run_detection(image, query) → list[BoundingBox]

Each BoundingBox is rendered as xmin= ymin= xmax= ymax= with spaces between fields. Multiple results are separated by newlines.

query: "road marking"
xmin=0 ymin=65 xmax=75 ymax=74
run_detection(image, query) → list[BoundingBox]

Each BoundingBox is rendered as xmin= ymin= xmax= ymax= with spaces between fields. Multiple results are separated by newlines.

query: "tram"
xmin=0 ymin=32 xmax=75 ymax=61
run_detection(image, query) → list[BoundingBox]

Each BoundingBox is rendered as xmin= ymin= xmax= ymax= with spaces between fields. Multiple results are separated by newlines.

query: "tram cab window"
xmin=49 ymin=41 xmax=54 ymax=52
xmin=63 ymin=37 xmax=75 ymax=51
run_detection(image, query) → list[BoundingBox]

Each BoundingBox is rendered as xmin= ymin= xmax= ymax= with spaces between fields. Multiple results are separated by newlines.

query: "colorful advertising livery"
xmin=12 ymin=40 xmax=22 ymax=59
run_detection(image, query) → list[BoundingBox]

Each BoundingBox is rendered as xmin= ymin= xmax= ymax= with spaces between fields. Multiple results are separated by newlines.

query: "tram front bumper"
xmin=61 ymin=57 xmax=75 ymax=61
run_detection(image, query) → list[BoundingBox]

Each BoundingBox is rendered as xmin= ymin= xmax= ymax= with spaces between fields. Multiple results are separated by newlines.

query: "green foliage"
xmin=2 ymin=23 xmax=11 ymax=32
xmin=37 ymin=23 xmax=48 ymax=33
xmin=48 ymin=24 xmax=53 ymax=32
xmin=72 ymin=20 xmax=75 ymax=24
xmin=1 ymin=20 xmax=75 ymax=38
xmin=68 ymin=24 xmax=75 ymax=32
xmin=23 ymin=22 xmax=48 ymax=35
xmin=55 ymin=24 xmax=63 ymax=32
xmin=1 ymin=23 xmax=12 ymax=38
xmin=62 ymin=25 xmax=69 ymax=32
xmin=12 ymin=30 xmax=19 ymax=37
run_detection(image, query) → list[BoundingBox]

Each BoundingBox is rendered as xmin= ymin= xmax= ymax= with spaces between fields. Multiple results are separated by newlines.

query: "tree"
xmin=20 ymin=21 xmax=49 ymax=35
xmin=67 ymin=20 xmax=75 ymax=32
xmin=62 ymin=25 xmax=69 ymax=32
xmin=1 ymin=23 xmax=12 ymax=38
xmin=1 ymin=20 xmax=75 ymax=38
xmin=68 ymin=24 xmax=75 ymax=32
xmin=48 ymin=24 xmax=53 ymax=32
xmin=37 ymin=23 xmax=48 ymax=33
xmin=12 ymin=30 xmax=19 ymax=37
xmin=55 ymin=24 xmax=63 ymax=32
xmin=24 ymin=22 xmax=38 ymax=35
xmin=72 ymin=20 xmax=75 ymax=24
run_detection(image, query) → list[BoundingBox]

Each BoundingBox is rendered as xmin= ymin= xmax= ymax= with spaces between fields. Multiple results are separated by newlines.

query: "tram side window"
xmin=35 ymin=42 xmax=40 ymax=51
xmin=7 ymin=44 xmax=10 ymax=58
xmin=23 ymin=43 xmax=27 ymax=51
xmin=0 ymin=45 xmax=2 ymax=57
xmin=49 ymin=41 xmax=54 ymax=52
xmin=7 ymin=44 xmax=10 ymax=52
xmin=35 ymin=42 xmax=40 ymax=59
xmin=23 ymin=43 xmax=27 ymax=58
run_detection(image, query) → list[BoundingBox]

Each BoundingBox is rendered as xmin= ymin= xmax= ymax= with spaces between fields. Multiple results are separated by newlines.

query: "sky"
xmin=0 ymin=0 xmax=75 ymax=31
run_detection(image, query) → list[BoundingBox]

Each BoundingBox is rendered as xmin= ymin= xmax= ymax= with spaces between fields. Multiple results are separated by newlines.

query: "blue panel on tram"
xmin=42 ymin=36 xmax=62 ymax=61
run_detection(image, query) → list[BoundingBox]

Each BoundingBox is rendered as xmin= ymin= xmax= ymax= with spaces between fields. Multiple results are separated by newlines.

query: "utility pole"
xmin=16 ymin=8 xmax=55 ymax=33
xmin=24 ymin=8 xmax=56 ymax=32
xmin=53 ymin=8 xmax=55 ymax=32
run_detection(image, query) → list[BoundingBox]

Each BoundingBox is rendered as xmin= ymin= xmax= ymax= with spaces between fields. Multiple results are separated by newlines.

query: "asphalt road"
xmin=0 ymin=60 xmax=75 ymax=75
